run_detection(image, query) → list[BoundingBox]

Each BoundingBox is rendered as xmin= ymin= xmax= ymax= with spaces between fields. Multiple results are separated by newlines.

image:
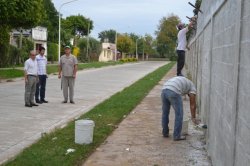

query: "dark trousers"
xmin=35 ymin=75 xmax=47 ymax=101
xmin=176 ymin=50 xmax=185 ymax=76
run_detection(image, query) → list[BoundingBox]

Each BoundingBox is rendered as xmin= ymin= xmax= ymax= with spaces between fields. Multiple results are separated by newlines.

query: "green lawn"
xmin=4 ymin=62 xmax=175 ymax=166
xmin=0 ymin=62 xmax=123 ymax=79
xmin=0 ymin=69 xmax=24 ymax=79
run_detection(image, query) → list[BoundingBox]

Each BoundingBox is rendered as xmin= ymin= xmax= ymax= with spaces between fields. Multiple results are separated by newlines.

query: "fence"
xmin=186 ymin=0 xmax=250 ymax=165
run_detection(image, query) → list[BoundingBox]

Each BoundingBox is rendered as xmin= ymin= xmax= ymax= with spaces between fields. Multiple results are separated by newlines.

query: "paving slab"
xmin=83 ymin=65 xmax=212 ymax=166
xmin=0 ymin=61 xmax=167 ymax=164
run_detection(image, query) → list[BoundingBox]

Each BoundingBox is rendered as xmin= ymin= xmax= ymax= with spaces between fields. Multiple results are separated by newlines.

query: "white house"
xmin=98 ymin=43 xmax=117 ymax=62
xmin=10 ymin=26 xmax=48 ymax=55
xmin=32 ymin=26 xmax=47 ymax=55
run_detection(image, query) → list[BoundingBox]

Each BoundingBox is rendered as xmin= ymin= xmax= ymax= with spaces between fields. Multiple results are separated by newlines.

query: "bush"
xmin=132 ymin=58 xmax=138 ymax=61
xmin=119 ymin=58 xmax=127 ymax=62
xmin=128 ymin=58 xmax=132 ymax=62
xmin=47 ymin=42 xmax=58 ymax=63
xmin=15 ymin=37 xmax=34 ymax=63
xmin=8 ymin=45 xmax=21 ymax=66
xmin=72 ymin=46 xmax=80 ymax=57
xmin=119 ymin=58 xmax=138 ymax=63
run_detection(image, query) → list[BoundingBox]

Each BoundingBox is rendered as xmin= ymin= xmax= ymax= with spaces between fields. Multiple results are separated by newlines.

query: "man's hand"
xmin=73 ymin=74 xmax=76 ymax=79
xmin=189 ymin=93 xmax=197 ymax=122
xmin=58 ymin=74 xmax=61 ymax=79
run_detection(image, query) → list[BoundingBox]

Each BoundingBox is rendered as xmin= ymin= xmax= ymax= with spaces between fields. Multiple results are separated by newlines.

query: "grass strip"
xmin=47 ymin=61 xmax=124 ymax=75
xmin=0 ymin=69 xmax=24 ymax=79
xmin=4 ymin=62 xmax=175 ymax=166
xmin=0 ymin=62 xmax=123 ymax=79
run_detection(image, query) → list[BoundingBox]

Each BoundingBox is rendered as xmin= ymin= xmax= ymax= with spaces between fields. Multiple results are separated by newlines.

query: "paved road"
xmin=0 ymin=61 xmax=167 ymax=164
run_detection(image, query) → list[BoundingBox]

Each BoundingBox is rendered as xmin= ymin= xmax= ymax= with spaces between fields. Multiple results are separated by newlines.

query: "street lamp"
xmin=58 ymin=0 xmax=79 ymax=62
xmin=142 ymin=37 xmax=145 ymax=61
xmin=136 ymin=38 xmax=139 ymax=60
xmin=115 ymin=31 xmax=118 ymax=61
xmin=86 ymin=21 xmax=90 ymax=62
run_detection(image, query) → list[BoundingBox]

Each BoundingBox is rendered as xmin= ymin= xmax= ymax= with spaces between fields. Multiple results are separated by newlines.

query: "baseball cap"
xmin=64 ymin=45 xmax=71 ymax=49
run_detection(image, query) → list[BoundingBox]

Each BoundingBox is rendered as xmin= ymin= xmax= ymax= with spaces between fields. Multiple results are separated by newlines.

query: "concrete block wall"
xmin=186 ymin=0 xmax=250 ymax=165
xmin=235 ymin=0 xmax=250 ymax=165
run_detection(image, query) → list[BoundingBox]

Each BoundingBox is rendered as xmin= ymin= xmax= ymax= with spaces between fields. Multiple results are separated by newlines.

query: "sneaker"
xmin=70 ymin=101 xmax=75 ymax=104
xmin=173 ymin=136 xmax=186 ymax=141
xmin=31 ymin=103 xmax=39 ymax=106
xmin=62 ymin=101 xmax=67 ymax=103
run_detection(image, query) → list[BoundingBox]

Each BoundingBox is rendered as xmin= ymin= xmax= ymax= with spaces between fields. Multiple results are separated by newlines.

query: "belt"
xmin=27 ymin=75 xmax=37 ymax=77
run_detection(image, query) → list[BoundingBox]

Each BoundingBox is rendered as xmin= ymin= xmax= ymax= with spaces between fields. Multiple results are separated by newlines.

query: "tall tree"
xmin=117 ymin=34 xmax=133 ymax=57
xmin=0 ymin=0 xmax=45 ymax=29
xmin=62 ymin=14 xmax=93 ymax=46
xmin=143 ymin=34 xmax=157 ymax=56
xmin=155 ymin=14 xmax=180 ymax=58
xmin=62 ymin=15 xmax=93 ymax=37
xmin=128 ymin=33 xmax=140 ymax=55
xmin=0 ymin=0 xmax=45 ymax=67
xmin=77 ymin=37 xmax=101 ymax=62
xmin=40 ymin=0 xmax=59 ymax=43
xmin=98 ymin=29 xmax=116 ymax=43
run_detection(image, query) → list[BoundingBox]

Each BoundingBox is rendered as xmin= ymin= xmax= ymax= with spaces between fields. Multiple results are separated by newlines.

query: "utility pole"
xmin=136 ymin=38 xmax=138 ymax=59
xmin=86 ymin=22 xmax=90 ymax=62
xmin=58 ymin=0 xmax=79 ymax=62
xmin=115 ymin=31 xmax=117 ymax=61
xmin=142 ymin=38 xmax=144 ymax=61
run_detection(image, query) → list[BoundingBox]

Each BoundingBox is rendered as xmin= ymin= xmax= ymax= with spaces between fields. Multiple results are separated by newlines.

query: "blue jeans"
xmin=161 ymin=89 xmax=183 ymax=139
xmin=35 ymin=75 xmax=47 ymax=101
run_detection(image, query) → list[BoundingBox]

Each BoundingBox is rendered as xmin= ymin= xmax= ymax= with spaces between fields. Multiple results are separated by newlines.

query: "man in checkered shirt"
xmin=35 ymin=46 xmax=48 ymax=104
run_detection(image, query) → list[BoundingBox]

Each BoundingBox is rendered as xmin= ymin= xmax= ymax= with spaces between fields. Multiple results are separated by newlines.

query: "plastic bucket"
xmin=75 ymin=120 xmax=95 ymax=144
xmin=182 ymin=119 xmax=189 ymax=135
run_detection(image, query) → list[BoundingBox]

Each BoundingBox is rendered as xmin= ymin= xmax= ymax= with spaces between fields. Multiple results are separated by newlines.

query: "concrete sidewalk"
xmin=83 ymin=65 xmax=211 ymax=166
xmin=0 ymin=61 xmax=167 ymax=164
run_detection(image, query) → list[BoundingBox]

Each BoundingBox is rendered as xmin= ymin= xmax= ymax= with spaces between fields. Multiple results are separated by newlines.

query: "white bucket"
xmin=182 ymin=119 xmax=189 ymax=135
xmin=75 ymin=120 xmax=95 ymax=144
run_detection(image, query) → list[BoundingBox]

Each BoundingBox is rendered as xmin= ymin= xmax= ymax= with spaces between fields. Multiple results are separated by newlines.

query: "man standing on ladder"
xmin=176 ymin=21 xmax=193 ymax=76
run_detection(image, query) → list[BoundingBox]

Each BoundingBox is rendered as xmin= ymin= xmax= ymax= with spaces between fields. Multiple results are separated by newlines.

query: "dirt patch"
xmin=83 ymin=65 xmax=211 ymax=166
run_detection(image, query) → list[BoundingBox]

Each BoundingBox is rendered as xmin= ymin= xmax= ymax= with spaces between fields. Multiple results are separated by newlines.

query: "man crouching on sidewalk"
xmin=161 ymin=76 xmax=200 ymax=141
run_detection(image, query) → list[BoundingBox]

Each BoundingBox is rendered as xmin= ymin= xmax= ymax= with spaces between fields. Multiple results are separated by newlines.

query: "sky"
xmin=52 ymin=0 xmax=196 ymax=39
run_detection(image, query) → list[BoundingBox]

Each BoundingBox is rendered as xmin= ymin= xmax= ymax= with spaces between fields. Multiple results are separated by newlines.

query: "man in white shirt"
xmin=176 ymin=22 xmax=193 ymax=76
xmin=35 ymin=47 xmax=48 ymax=104
xmin=161 ymin=76 xmax=199 ymax=141
xmin=24 ymin=50 xmax=39 ymax=107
